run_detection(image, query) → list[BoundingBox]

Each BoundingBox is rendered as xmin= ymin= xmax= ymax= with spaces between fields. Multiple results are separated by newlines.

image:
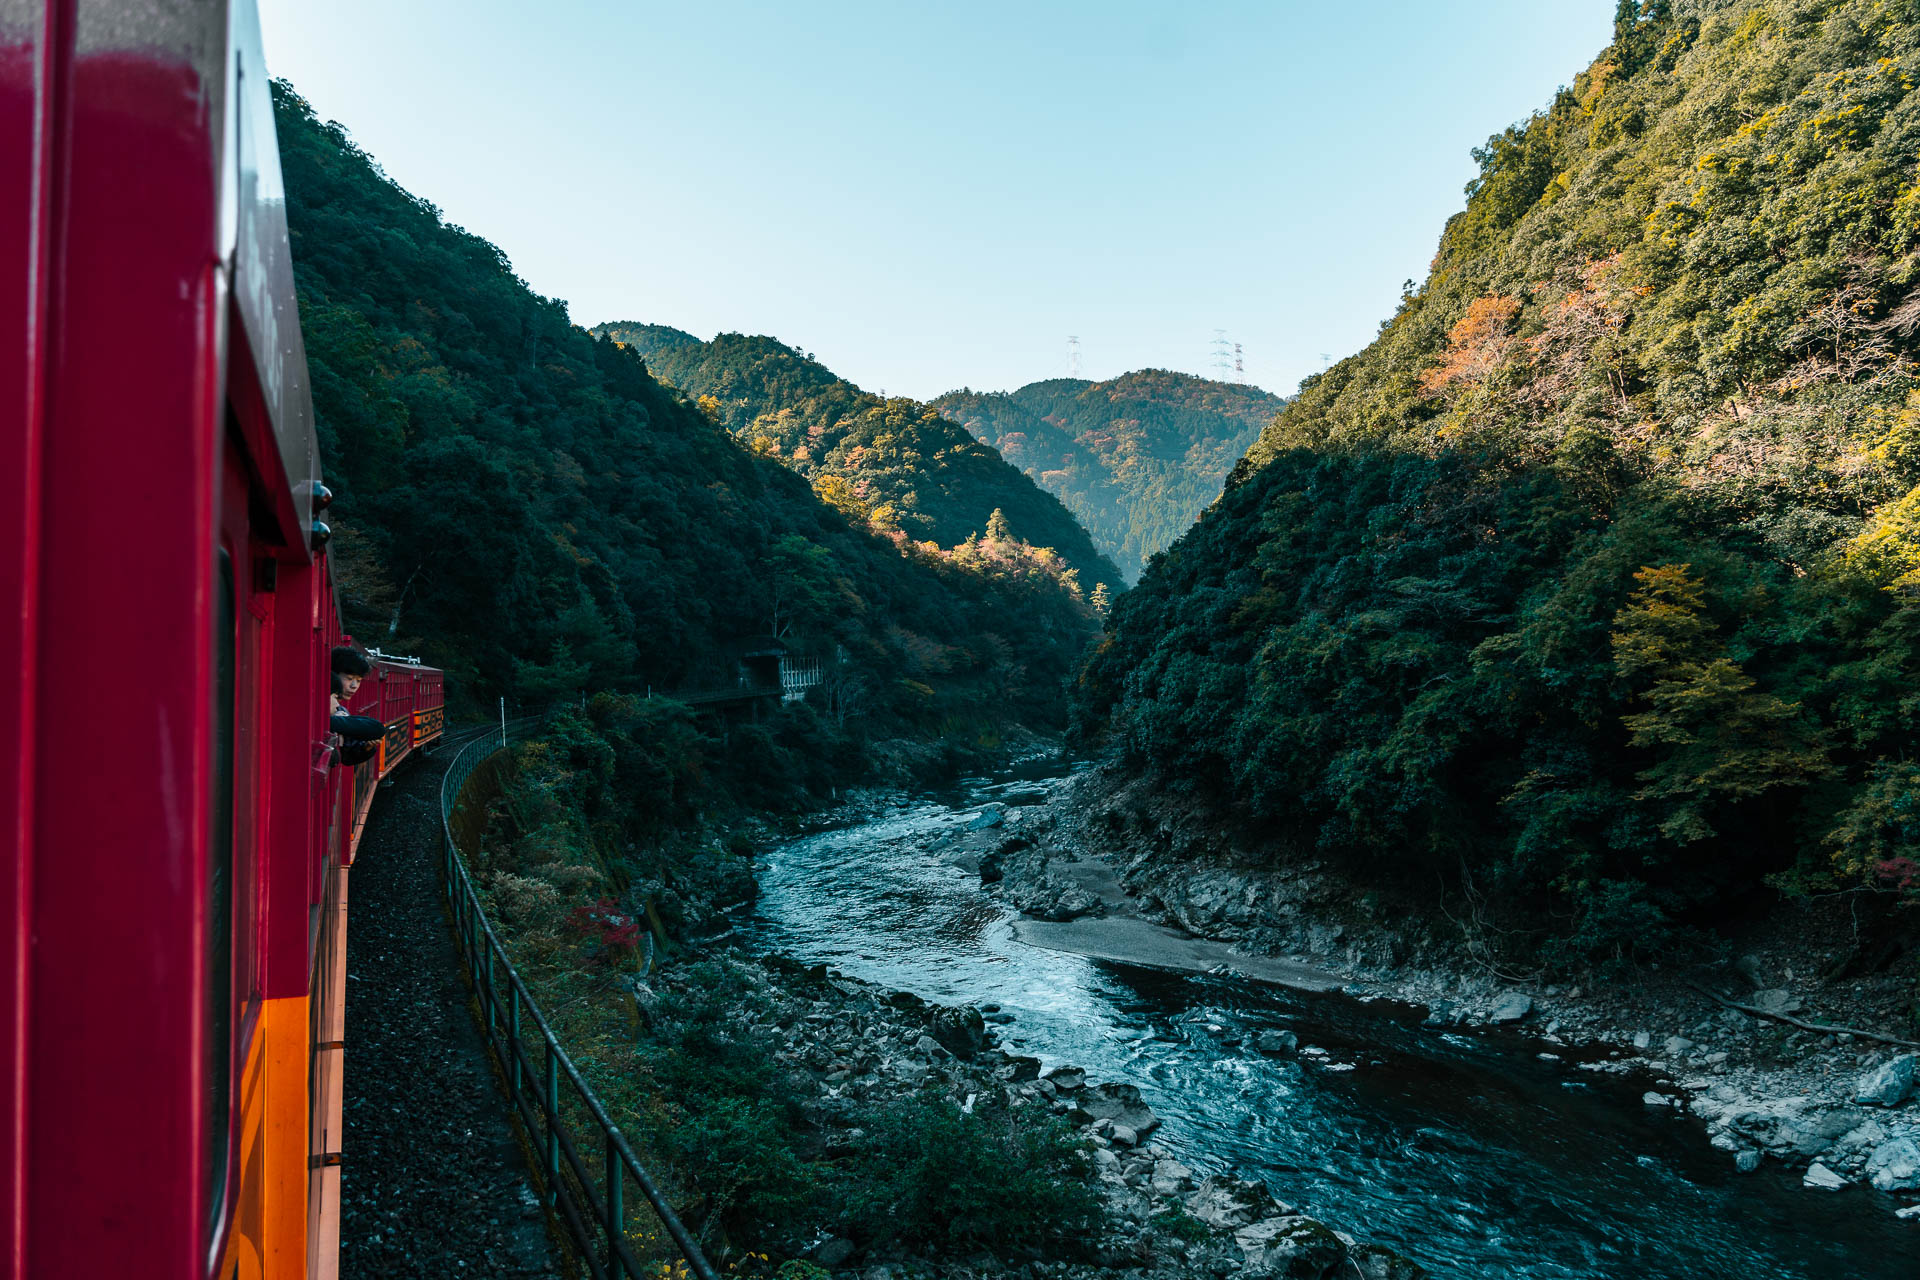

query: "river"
xmin=745 ymin=768 xmax=1913 ymax=1279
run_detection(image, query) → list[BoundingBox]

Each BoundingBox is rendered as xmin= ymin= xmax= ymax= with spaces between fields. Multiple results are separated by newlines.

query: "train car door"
xmin=212 ymin=427 xmax=270 ymax=1278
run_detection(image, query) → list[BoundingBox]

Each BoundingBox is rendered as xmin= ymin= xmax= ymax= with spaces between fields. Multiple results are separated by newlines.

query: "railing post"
xmin=509 ymin=986 xmax=522 ymax=1094
xmin=483 ymin=942 xmax=497 ymax=1029
xmin=544 ymin=1043 xmax=560 ymax=1208
xmin=606 ymin=1133 xmax=624 ymax=1278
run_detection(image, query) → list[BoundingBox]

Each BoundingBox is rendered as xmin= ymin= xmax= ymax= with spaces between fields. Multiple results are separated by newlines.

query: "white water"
xmin=748 ymin=771 xmax=1912 ymax=1278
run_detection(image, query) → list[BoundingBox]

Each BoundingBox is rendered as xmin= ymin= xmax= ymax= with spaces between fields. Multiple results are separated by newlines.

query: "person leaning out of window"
xmin=329 ymin=646 xmax=384 ymax=767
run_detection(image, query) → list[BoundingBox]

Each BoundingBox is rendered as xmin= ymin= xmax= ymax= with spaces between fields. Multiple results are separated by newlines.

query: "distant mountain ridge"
xmin=934 ymin=370 xmax=1285 ymax=580
xmin=273 ymin=87 xmax=1104 ymax=747
xmin=592 ymin=323 xmax=1125 ymax=595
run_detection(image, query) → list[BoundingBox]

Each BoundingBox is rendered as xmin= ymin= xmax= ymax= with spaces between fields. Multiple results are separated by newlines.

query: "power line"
xmin=1067 ymin=335 xmax=1082 ymax=379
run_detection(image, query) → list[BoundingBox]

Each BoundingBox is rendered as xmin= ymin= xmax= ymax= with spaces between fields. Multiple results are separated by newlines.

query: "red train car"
xmin=0 ymin=2 xmax=443 ymax=1277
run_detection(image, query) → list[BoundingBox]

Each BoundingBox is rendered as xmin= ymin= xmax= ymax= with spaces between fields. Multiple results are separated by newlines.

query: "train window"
xmin=206 ymin=550 xmax=236 ymax=1245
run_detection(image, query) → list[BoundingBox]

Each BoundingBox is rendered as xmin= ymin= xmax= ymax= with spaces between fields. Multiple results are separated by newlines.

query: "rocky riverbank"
xmin=960 ymin=764 xmax=1920 ymax=1222
xmin=655 ymin=943 xmax=1428 ymax=1279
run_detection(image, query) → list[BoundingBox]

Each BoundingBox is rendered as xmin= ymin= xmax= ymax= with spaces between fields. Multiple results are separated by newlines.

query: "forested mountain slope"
xmin=934 ymin=371 xmax=1284 ymax=580
xmin=593 ymin=325 xmax=1126 ymax=598
xmin=1079 ymin=0 xmax=1920 ymax=962
xmin=275 ymin=85 xmax=1099 ymax=797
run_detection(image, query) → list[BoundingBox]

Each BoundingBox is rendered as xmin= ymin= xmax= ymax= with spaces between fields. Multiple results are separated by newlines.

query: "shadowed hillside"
xmin=1078 ymin=0 xmax=1920 ymax=964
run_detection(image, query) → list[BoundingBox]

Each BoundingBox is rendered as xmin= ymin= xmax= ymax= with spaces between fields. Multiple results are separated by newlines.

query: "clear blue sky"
xmin=258 ymin=1 xmax=1615 ymax=401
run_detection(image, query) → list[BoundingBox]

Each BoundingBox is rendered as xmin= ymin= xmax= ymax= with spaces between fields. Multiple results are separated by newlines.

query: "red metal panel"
xmin=0 ymin=4 xmax=60 ymax=1272
xmin=26 ymin=27 xmax=222 ymax=1280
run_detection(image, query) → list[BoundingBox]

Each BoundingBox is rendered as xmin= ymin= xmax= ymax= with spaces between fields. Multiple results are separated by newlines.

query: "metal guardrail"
xmin=436 ymin=724 xmax=721 ymax=1280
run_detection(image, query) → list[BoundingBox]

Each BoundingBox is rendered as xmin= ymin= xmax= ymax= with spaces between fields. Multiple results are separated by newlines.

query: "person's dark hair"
xmin=331 ymin=646 xmax=373 ymax=677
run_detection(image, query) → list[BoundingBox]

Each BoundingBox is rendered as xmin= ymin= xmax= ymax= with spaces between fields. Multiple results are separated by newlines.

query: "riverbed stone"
xmin=1803 ymin=1162 xmax=1848 ymax=1191
xmin=1488 ymin=993 xmax=1533 ymax=1024
xmin=929 ymin=1005 xmax=987 ymax=1060
xmin=1855 ymin=1054 xmax=1917 ymax=1108
xmin=1077 ymin=1082 xmax=1161 ymax=1137
xmin=968 ymin=804 xmax=1005 ymax=830
xmin=1734 ymin=1149 xmax=1764 ymax=1173
xmin=1866 ymin=1137 xmax=1920 ymax=1192
xmin=1707 ymin=1095 xmax=1864 ymax=1157
xmin=1149 ymin=1158 xmax=1195 ymax=1195
xmin=1235 ymin=1215 xmax=1347 ymax=1276
xmin=1663 ymin=1036 xmax=1695 ymax=1057
xmin=1257 ymin=1029 xmax=1300 ymax=1055
xmin=1752 ymin=988 xmax=1804 ymax=1016
xmin=1186 ymin=1175 xmax=1287 ymax=1229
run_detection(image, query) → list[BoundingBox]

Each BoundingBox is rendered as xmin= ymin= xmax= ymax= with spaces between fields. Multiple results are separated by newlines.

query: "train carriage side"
xmin=1 ymin=3 xmax=445 ymax=1277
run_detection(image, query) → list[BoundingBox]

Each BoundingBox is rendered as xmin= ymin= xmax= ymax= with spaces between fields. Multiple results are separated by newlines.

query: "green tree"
xmin=1610 ymin=565 xmax=1831 ymax=844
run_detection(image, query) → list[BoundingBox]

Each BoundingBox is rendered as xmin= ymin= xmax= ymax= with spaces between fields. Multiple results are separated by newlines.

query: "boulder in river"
xmin=997 ymin=1053 xmax=1042 ymax=1082
xmin=928 ymin=1005 xmax=988 ymax=1060
xmin=1075 ymin=1082 xmax=1161 ymax=1137
xmin=968 ymin=804 xmax=1005 ymax=831
xmin=1704 ymin=1095 xmax=1863 ymax=1157
xmin=1235 ymin=1215 xmax=1347 ymax=1276
xmin=1855 ymin=1054 xmax=1916 ymax=1108
xmin=1013 ymin=872 xmax=1104 ymax=921
xmin=1256 ymin=1029 xmax=1300 ymax=1056
xmin=1149 ymin=1157 xmax=1195 ymax=1195
xmin=1186 ymin=1174 xmax=1287 ymax=1229
xmin=1488 ymin=993 xmax=1533 ymax=1024
xmin=1866 ymin=1137 xmax=1920 ymax=1192
xmin=1803 ymin=1162 xmax=1848 ymax=1191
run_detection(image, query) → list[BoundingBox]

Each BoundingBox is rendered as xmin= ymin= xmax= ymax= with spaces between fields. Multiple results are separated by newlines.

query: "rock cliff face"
xmin=1002 ymin=768 xmax=1433 ymax=973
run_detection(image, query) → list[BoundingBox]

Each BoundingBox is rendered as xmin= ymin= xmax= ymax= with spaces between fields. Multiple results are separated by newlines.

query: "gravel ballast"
xmin=340 ymin=746 xmax=561 ymax=1279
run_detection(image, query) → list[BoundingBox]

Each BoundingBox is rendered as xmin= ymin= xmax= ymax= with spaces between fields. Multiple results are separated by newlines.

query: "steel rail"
xmin=436 ymin=724 xmax=721 ymax=1280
